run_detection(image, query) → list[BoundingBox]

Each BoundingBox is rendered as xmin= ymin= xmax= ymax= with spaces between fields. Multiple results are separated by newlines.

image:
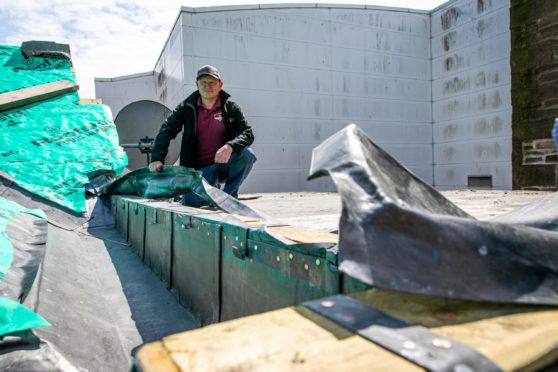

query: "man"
xmin=149 ymin=65 xmax=256 ymax=207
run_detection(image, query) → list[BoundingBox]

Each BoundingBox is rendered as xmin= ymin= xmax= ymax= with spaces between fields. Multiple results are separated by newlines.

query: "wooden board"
xmin=137 ymin=289 xmax=558 ymax=371
xmin=79 ymin=98 xmax=102 ymax=104
xmin=0 ymin=80 xmax=78 ymax=112
xmin=267 ymin=225 xmax=338 ymax=244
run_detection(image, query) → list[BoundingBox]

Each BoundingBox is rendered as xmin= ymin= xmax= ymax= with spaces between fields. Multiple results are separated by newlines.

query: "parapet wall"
xmin=112 ymin=195 xmax=367 ymax=325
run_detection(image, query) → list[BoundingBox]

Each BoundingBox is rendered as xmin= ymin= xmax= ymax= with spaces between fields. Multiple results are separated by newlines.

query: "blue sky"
xmin=0 ymin=0 xmax=448 ymax=98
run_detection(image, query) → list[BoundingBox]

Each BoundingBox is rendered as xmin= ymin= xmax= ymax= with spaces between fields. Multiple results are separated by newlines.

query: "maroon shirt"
xmin=194 ymin=97 xmax=227 ymax=168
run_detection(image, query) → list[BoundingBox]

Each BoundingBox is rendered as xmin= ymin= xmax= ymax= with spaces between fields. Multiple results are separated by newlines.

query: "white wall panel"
xmin=434 ymin=162 xmax=512 ymax=189
xmin=94 ymin=73 xmax=157 ymax=118
xmin=433 ymin=110 xmax=512 ymax=143
xmin=431 ymin=0 xmax=511 ymax=189
xmin=97 ymin=3 xmax=515 ymax=192
xmin=98 ymin=5 xmax=433 ymax=193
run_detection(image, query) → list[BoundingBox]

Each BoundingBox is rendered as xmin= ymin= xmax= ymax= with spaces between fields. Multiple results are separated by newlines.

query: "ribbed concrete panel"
xmin=328 ymin=8 xmax=430 ymax=35
xmin=233 ymin=90 xmax=334 ymax=119
xmin=187 ymin=9 xmax=331 ymax=44
xmin=432 ymin=0 xmax=512 ymax=189
xmin=432 ymin=33 xmax=510 ymax=81
xmin=251 ymin=144 xmax=315 ymax=170
xmin=433 ymin=86 xmax=511 ymax=122
xmin=98 ymin=5 xmax=434 ymax=193
xmin=434 ymin=111 xmax=512 ymax=143
xmin=333 ymin=97 xmax=431 ymax=123
xmin=434 ymin=136 xmax=512 ymax=164
xmin=435 ymin=162 xmax=513 ymax=189
xmin=432 ymin=60 xmax=511 ymax=104
xmin=431 ymin=0 xmax=510 ymax=37
xmin=252 ymin=118 xmax=432 ymax=144
xmin=334 ymin=73 xmax=431 ymax=102
xmin=178 ymin=6 xmax=432 ymax=193
xmin=331 ymin=50 xmax=430 ymax=79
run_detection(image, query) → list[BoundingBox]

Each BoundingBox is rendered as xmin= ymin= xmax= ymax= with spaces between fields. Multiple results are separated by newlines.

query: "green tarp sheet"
xmin=0 ymin=44 xmax=127 ymax=212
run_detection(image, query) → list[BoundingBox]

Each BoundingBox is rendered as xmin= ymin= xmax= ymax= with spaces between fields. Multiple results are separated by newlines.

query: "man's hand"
xmin=215 ymin=144 xmax=233 ymax=164
xmin=149 ymin=161 xmax=164 ymax=172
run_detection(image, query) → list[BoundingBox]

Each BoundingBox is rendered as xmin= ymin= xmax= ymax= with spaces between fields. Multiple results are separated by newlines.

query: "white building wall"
xmin=95 ymin=2 xmax=514 ymax=192
xmin=431 ymin=0 xmax=512 ymax=189
xmin=155 ymin=13 xmax=185 ymax=111
xmin=173 ymin=5 xmax=432 ymax=193
xmin=95 ymin=72 xmax=157 ymax=118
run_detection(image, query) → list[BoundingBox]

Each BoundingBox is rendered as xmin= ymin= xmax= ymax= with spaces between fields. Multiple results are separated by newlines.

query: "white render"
xmin=95 ymin=1 xmax=512 ymax=192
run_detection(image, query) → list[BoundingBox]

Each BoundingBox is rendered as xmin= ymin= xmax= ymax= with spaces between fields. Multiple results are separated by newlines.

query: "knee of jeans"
xmin=239 ymin=147 xmax=256 ymax=165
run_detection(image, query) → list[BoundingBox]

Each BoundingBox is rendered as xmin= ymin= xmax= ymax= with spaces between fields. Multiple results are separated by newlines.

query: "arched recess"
xmin=114 ymin=100 xmax=181 ymax=171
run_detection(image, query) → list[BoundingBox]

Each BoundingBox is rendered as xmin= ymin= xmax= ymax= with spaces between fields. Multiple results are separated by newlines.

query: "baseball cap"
xmin=196 ymin=65 xmax=221 ymax=80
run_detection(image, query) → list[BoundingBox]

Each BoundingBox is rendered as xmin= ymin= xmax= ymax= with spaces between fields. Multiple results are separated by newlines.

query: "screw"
xmin=432 ymin=338 xmax=452 ymax=349
xmin=403 ymin=341 xmax=416 ymax=349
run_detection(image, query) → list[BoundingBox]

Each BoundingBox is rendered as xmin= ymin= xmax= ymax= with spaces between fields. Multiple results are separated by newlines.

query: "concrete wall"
xmin=95 ymin=72 xmax=157 ymax=118
xmin=431 ymin=0 xmax=512 ymax=189
xmin=174 ymin=5 xmax=432 ymax=193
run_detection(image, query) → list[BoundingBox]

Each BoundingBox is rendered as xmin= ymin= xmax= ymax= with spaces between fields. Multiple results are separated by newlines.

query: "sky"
xmin=0 ymin=0 xmax=448 ymax=98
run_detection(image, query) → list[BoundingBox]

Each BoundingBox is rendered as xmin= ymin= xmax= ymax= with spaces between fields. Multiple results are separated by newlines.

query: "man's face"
xmin=197 ymin=75 xmax=222 ymax=101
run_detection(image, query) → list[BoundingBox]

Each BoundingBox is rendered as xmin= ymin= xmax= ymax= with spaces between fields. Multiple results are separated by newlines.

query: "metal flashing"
xmin=304 ymin=295 xmax=502 ymax=372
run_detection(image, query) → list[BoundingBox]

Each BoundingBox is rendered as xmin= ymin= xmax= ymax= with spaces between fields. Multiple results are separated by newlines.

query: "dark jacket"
xmin=151 ymin=90 xmax=254 ymax=168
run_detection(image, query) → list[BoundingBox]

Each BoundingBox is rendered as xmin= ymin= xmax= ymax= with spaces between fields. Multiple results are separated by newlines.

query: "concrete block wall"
xmin=177 ymin=5 xmax=432 ymax=193
xmin=431 ymin=0 xmax=512 ymax=189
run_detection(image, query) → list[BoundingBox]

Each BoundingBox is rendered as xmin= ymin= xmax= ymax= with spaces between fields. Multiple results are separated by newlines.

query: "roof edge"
xmin=95 ymin=71 xmax=153 ymax=83
xmin=180 ymin=3 xmax=430 ymax=14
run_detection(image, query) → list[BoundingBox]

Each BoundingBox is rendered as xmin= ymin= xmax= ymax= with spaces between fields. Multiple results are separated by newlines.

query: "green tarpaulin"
xmin=0 ymin=44 xmax=127 ymax=212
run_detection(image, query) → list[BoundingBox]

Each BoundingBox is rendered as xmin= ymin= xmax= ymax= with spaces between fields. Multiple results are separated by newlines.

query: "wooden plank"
xmin=137 ymin=289 xmax=558 ymax=371
xmin=267 ymin=225 xmax=338 ymax=243
xmin=79 ymin=98 xmax=102 ymax=104
xmin=0 ymin=80 xmax=79 ymax=112
xmin=136 ymin=342 xmax=179 ymax=372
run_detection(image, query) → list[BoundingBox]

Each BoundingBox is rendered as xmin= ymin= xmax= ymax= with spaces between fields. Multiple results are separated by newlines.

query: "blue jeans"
xmin=182 ymin=147 xmax=256 ymax=207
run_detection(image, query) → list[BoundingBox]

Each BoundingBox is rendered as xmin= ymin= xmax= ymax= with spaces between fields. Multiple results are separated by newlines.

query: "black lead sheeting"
xmin=309 ymin=124 xmax=558 ymax=305
xmin=304 ymin=295 xmax=502 ymax=372
xmin=0 ymin=212 xmax=47 ymax=302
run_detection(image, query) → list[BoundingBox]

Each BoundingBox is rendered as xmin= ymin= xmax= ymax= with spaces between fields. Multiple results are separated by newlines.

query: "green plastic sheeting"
xmin=0 ymin=197 xmax=49 ymax=336
xmin=0 ymin=44 xmax=127 ymax=212
xmin=0 ymin=296 xmax=50 ymax=336
xmin=0 ymin=44 xmax=74 ymax=93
